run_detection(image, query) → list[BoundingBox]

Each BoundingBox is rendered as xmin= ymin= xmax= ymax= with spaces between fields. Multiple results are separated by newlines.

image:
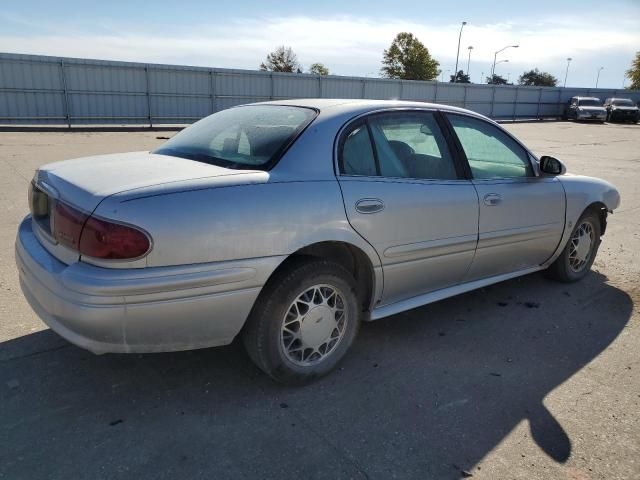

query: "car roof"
xmin=572 ymin=96 xmax=601 ymax=100
xmin=252 ymin=98 xmax=481 ymax=117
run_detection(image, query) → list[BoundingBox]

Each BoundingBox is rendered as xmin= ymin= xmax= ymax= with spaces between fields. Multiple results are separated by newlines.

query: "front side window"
xmin=448 ymin=114 xmax=534 ymax=179
xmin=339 ymin=111 xmax=458 ymax=180
xmin=154 ymin=105 xmax=316 ymax=170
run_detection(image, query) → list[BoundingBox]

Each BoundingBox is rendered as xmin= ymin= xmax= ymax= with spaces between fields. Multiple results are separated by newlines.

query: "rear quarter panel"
xmin=93 ymin=180 xmax=381 ymax=270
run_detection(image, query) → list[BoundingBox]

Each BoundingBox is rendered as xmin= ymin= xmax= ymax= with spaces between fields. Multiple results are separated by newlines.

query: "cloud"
xmin=0 ymin=14 xmax=637 ymax=86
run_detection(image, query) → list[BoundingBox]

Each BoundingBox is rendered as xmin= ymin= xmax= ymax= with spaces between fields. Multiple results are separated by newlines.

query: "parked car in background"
xmin=16 ymin=99 xmax=620 ymax=384
xmin=565 ymin=96 xmax=607 ymax=122
xmin=603 ymin=98 xmax=639 ymax=123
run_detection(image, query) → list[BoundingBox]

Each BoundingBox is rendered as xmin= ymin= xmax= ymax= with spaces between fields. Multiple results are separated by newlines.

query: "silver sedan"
xmin=16 ymin=99 xmax=620 ymax=383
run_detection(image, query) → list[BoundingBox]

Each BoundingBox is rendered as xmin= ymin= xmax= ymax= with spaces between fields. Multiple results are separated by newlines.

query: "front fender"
xmin=542 ymin=175 xmax=620 ymax=267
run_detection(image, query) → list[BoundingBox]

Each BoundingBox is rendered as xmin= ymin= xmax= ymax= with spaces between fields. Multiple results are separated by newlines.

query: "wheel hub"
xmin=300 ymin=305 xmax=335 ymax=346
xmin=280 ymin=284 xmax=348 ymax=367
xmin=568 ymin=220 xmax=595 ymax=272
xmin=575 ymin=232 xmax=592 ymax=261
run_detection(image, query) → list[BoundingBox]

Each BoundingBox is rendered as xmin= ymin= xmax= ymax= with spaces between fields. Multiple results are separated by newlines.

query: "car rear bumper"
xmin=16 ymin=216 xmax=283 ymax=354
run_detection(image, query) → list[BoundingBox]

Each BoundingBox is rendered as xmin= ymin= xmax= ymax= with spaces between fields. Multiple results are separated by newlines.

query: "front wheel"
xmin=546 ymin=210 xmax=601 ymax=282
xmin=242 ymin=259 xmax=360 ymax=384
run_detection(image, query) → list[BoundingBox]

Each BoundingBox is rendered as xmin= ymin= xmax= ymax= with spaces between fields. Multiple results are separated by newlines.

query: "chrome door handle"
xmin=355 ymin=198 xmax=384 ymax=214
xmin=483 ymin=193 xmax=502 ymax=206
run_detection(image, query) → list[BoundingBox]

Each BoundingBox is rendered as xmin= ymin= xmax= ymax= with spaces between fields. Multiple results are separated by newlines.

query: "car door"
xmin=337 ymin=110 xmax=479 ymax=306
xmin=445 ymin=113 xmax=565 ymax=281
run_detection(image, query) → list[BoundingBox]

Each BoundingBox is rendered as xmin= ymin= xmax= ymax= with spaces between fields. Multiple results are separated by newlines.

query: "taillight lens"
xmin=79 ymin=216 xmax=151 ymax=260
xmin=52 ymin=200 xmax=150 ymax=260
xmin=53 ymin=201 xmax=88 ymax=250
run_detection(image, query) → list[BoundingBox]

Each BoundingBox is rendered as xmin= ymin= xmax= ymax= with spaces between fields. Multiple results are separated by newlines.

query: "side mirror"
xmin=540 ymin=156 xmax=567 ymax=175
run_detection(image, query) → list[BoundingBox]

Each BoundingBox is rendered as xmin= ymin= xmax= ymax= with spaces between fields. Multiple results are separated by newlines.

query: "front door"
xmin=445 ymin=113 xmax=565 ymax=281
xmin=337 ymin=110 xmax=479 ymax=306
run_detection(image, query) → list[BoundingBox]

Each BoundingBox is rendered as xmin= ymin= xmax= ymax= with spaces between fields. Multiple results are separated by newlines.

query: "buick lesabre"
xmin=16 ymin=99 xmax=620 ymax=383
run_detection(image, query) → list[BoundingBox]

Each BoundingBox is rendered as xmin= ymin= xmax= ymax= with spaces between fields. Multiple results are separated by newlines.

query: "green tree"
xmin=449 ymin=70 xmax=471 ymax=83
xmin=518 ymin=68 xmax=558 ymax=87
xmin=381 ymin=32 xmax=440 ymax=80
xmin=486 ymin=74 xmax=508 ymax=85
xmin=309 ymin=63 xmax=329 ymax=75
xmin=625 ymin=51 xmax=640 ymax=90
xmin=260 ymin=46 xmax=301 ymax=73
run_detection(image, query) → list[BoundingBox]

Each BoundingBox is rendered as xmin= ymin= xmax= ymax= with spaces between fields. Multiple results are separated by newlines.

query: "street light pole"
xmin=491 ymin=45 xmax=519 ymax=80
xmin=563 ymin=57 xmax=572 ymax=88
xmin=595 ymin=66 xmax=604 ymax=88
xmin=453 ymin=21 xmax=467 ymax=83
xmin=493 ymin=60 xmax=509 ymax=82
xmin=466 ymin=46 xmax=473 ymax=78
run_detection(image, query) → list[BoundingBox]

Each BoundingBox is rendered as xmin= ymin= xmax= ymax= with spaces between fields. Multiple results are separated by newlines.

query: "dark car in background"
xmin=603 ymin=98 xmax=639 ymax=123
xmin=565 ymin=96 xmax=607 ymax=123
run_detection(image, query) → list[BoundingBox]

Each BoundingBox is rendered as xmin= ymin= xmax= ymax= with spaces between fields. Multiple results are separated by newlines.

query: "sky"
xmin=1 ymin=0 xmax=638 ymax=88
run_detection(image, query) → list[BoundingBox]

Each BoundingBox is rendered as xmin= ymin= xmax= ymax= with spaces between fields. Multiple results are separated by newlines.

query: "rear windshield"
xmin=154 ymin=105 xmax=317 ymax=170
xmin=578 ymin=99 xmax=602 ymax=107
xmin=612 ymin=99 xmax=634 ymax=106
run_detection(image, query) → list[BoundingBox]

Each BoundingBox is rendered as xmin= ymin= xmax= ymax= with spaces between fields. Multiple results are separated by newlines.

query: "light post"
xmin=563 ymin=57 xmax=572 ymax=87
xmin=507 ymin=72 xmax=511 ymax=83
xmin=480 ymin=71 xmax=484 ymax=84
xmin=595 ymin=66 xmax=604 ymax=88
xmin=491 ymin=45 xmax=519 ymax=78
xmin=453 ymin=21 xmax=467 ymax=83
xmin=492 ymin=60 xmax=509 ymax=82
xmin=466 ymin=46 xmax=473 ymax=78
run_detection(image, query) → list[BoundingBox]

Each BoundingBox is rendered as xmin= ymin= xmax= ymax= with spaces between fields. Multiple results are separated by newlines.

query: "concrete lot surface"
xmin=0 ymin=122 xmax=638 ymax=479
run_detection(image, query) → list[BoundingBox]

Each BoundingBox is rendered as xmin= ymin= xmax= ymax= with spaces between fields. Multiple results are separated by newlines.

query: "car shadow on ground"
xmin=0 ymin=271 xmax=633 ymax=479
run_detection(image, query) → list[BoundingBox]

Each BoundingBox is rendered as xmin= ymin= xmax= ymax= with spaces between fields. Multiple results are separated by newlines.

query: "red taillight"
xmin=79 ymin=216 xmax=151 ymax=260
xmin=52 ymin=200 xmax=150 ymax=260
xmin=53 ymin=201 xmax=88 ymax=249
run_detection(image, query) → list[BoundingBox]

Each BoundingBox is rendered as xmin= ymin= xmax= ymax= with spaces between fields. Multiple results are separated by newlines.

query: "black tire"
xmin=546 ymin=209 xmax=602 ymax=282
xmin=242 ymin=259 xmax=360 ymax=384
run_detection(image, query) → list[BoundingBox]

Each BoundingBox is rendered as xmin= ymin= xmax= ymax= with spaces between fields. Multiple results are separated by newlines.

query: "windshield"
xmin=612 ymin=99 xmax=634 ymax=106
xmin=154 ymin=105 xmax=317 ymax=170
xmin=578 ymin=99 xmax=602 ymax=107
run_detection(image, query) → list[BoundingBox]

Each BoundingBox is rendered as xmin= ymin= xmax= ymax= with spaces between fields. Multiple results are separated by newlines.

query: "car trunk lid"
xmin=36 ymin=151 xmax=266 ymax=212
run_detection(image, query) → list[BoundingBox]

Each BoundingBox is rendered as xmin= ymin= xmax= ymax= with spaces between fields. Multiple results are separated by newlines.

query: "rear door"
xmin=445 ymin=113 xmax=565 ymax=281
xmin=337 ymin=110 xmax=479 ymax=305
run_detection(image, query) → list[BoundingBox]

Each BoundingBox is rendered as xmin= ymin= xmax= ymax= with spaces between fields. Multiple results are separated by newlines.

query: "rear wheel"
xmin=243 ymin=259 xmax=360 ymax=384
xmin=546 ymin=210 xmax=601 ymax=282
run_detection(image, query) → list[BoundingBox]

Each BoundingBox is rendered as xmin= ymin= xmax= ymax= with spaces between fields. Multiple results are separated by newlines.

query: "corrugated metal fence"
xmin=1 ymin=52 xmax=639 ymax=126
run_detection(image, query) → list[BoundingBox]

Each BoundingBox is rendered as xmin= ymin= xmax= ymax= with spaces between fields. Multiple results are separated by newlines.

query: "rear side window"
xmin=339 ymin=111 xmax=458 ymax=180
xmin=341 ymin=124 xmax=377 ymax=176
xmin=369 ymin=112 xmax=457 ymax=180
xmin=154 ymin=105 xmax=316 ymax=170
xmin=448 ymin=114 xmax=533 ymax=179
